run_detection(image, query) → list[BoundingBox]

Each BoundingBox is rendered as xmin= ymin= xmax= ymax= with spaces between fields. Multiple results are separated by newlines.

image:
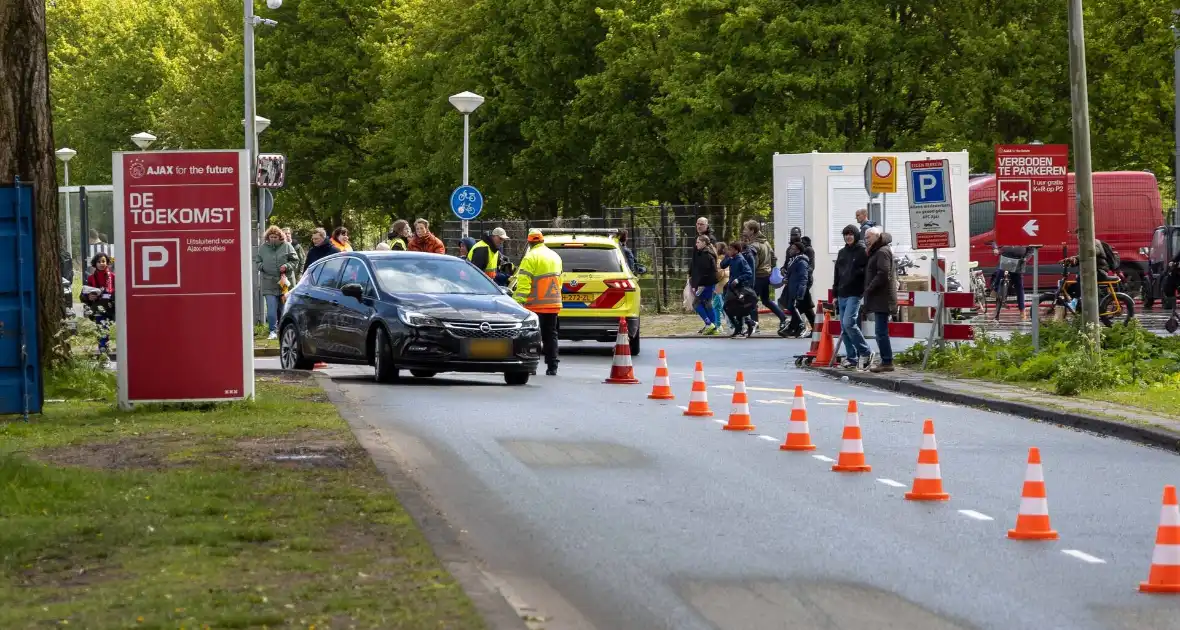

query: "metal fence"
xmin=442 ymin=205 xmax=775 ymax=311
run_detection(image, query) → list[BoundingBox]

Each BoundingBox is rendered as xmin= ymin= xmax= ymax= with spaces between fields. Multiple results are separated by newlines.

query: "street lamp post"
xmin=55 ymin=147 xmax=77 ymax=263
xmin=449 ymin=91 xmax=485 ymax=238
xmin=131 ymin=132 xmax=156 ymax=150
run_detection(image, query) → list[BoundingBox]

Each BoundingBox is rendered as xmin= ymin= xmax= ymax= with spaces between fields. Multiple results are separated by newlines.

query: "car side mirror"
xmin=340 ymin=283 xmax=365 ymax=300
xmin=500 ymin=286 xmax=513 ymax=296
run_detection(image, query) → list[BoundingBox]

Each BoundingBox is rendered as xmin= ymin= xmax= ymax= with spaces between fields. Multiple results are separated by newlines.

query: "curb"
xmin=253 ymin=347 xmax=280 ymax=357
xmin=806 ymin=367 xmax=1180 ymax=455
xmin=311 ymin=373 xmax=530 ymax=630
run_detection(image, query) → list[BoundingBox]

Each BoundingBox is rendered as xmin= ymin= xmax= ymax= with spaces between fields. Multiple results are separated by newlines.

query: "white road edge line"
xmin=812 ymin=454 xmax=836 ymax=463
xmin=712 ymin=418 xmax=727 ymax=425
xmin=1062 ymin=550 xmax=1106 ymax=564
xmin=877 ymin=478 xmax=906 ymax=488
xmin=957 ymin=510 xmax=995 ymax=521
xmin=757 ymin=435 xmax=779 ymax=442
xmin=676 ymin=405 xmax=688 ymax=412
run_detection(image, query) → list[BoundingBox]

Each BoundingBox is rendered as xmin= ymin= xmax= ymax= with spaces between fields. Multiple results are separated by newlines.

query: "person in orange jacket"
xmin=409 ymin=218 xmax=446 ymax=254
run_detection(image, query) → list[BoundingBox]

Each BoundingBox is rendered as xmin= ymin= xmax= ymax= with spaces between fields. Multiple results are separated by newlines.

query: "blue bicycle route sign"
xmin=450 ymin=185 xmax=484 ymax=221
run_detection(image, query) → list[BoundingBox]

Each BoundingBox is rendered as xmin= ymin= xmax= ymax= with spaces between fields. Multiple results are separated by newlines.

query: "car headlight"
xmin=521 ymin=312 xmax=539 ymax=329
xmin=398 ymin=310 xmax=441 ymax=328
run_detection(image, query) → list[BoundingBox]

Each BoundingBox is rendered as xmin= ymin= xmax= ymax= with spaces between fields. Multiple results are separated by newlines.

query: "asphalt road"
xmin=300 ymin=338 xmax=1179 ymax=630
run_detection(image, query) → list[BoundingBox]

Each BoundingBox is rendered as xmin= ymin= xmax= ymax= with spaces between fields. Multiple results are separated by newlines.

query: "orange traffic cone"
xmin=905 ymin=419 xmax=949 ymax=501
xmin=647 ymin=349 xmax=674 ymax=400
xmin=779 ymin=385 xmax=816 ymax=451
xmin=814 ymin=311 xmax=835 ymax=367
xmin=831 ymin=400 xmax=871 ymax=472
xmin=604 ymin=318 xmax=640 ymax=384
xmin=683 ymin=361 xmax=713 ymax=417
xmin=1007 ymin=447 xmax=1058 ymax=540
xmin=722 ymin=371 xmax=755 ymax=431
xmin=1139 ymin=485 xmax=1180 ymax=593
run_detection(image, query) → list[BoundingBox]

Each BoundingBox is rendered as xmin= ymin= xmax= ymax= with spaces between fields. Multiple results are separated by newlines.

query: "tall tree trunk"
xmin=0 ymin=0 xmax=65 ymax=366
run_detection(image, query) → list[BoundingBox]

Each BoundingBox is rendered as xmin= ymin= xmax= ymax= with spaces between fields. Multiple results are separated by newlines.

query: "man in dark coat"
xmin=862 ymin=227 xmax=896 ymax=372
xmin=832 ymin=224 xmax=871 ymax=369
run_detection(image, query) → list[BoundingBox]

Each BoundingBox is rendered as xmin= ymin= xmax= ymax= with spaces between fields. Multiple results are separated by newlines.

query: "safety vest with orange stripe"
xmin=513 ymin=244 xmax=563 ymax=314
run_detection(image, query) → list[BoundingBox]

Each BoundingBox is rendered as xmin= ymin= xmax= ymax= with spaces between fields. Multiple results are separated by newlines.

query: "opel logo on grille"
xmin=480 ymin=322 xmax=492 ymax=333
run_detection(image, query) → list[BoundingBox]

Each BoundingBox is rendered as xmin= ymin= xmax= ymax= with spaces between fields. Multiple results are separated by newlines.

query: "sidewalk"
xmin=808 ymin=365 xmax=1180 ymax=454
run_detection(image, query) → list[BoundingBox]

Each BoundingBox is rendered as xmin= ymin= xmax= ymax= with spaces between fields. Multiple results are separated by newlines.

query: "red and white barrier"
xmin=820 ymin=289 xmax=975 ymax=342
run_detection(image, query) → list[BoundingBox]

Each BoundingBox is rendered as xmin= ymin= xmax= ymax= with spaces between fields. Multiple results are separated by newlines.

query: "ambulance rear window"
xmin=552 ymin=246 xmax=622 ymax=273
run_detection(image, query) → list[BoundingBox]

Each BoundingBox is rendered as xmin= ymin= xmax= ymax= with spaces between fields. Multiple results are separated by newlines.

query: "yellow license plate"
xmin=562 ymin=293 xmax=596 ymax=303
xmin=466 ymin=339 xmax=512 ymax=359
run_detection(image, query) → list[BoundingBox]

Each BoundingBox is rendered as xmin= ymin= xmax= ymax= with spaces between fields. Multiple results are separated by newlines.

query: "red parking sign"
xmin=994 ymin=145 xmax=1069 ymax=247
xmin=114 ymin=150 xmax=253 ymax=407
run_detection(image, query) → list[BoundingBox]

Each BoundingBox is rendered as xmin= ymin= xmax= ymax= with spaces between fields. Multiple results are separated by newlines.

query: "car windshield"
xmin=551 ymin=246 xmax=622 ymax=273
xmin=372 ymin=256 xmax=499 ymax=295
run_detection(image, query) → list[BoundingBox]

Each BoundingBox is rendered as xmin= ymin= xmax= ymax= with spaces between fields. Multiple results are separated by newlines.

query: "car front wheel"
xmin=280 ymin=324 xmax=314 ymax=370
xmin=504 ymin=371 xmax=530 ymax=386
xmin=374 ymin=327 xmax=399 ymax=383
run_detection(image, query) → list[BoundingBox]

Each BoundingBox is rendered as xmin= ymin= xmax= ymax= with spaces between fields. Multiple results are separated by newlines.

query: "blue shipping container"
xmin=0 ymin=182 xmax=43 ymax=416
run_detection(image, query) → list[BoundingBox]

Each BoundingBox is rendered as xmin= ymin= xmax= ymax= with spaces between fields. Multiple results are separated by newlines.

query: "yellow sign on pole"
xmin=869 ymin=156 xmax=897 ymax=194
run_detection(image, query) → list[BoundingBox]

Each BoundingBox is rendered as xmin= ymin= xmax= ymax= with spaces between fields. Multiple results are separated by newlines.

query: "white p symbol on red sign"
xmin=130 ymin=239 xmax=181 ymax=288
xmin=142 ymin=246 xmax=169 ymax=281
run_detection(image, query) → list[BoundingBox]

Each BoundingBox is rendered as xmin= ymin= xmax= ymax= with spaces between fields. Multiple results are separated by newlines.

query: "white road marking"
xmin=757 ymin=435 xmax=779 ymax=442
xmin=860 ymin=401 xmax=899 ymax=407
xmin=958 ymin=510 xmax=994 ymax=521
xmin=676 ymin=405 xmax=688 ymax=412
xmin=713 ymin=418 xmax=727 ymax=425
xmin=877 ymin=478 xmax=907 ymax=488
xmin=755 ymin=399 xmax=791 ymax=405
xmin=803 ymin=390 xmax=844 ymax=401
xmin=812 ymin=454 xmax=836 ymax=463
xmin=1062 ymin=550 xmax=1106 ymax=564
xmin=818 ymin=402 xmax=843 ymax=406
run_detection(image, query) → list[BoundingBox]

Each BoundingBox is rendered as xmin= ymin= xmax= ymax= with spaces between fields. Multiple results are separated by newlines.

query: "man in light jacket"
xmin=862 ymin=227 xmax=897 ymax=372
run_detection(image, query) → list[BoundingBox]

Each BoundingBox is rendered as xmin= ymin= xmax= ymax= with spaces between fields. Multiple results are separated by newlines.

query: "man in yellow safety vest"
xmin=467 ymin=227 xmax=509 ymax=278
xmin=513 ymin=229 xmax=563 ymax=375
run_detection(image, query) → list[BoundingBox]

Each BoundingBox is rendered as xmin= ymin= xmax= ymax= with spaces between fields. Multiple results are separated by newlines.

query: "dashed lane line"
xmin=812 ymin=454 xmax=836 ymax=463
xmin=757 ymin=435 xmax=779 ymax=442
xmin=877 ymin=478 xmax=907 ymax=488
xmin=958 ymin=510 xmax=995 ymax=521
xmin=1062 ymin=550 xmax=1106 ymax=564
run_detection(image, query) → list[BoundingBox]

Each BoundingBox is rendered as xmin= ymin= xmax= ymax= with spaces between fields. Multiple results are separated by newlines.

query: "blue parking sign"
xmin=450 ymin=185 xmax=484 ymax=221
xmin=909 ymin=166 xmax=946 ymax=205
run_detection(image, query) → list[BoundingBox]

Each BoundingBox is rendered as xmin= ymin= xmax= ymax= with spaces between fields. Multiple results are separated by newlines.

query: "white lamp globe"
xmin=448 ymin=91 xmax=485 ymax=115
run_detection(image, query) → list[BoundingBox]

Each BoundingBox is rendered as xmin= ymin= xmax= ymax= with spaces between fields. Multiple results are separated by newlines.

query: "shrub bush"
xmin=895 ymin=319 xmax=1178 ymax=395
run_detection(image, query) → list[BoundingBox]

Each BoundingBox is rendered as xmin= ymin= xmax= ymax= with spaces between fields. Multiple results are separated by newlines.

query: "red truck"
xmin=967 ymin=171 xmax=1164 ymax=294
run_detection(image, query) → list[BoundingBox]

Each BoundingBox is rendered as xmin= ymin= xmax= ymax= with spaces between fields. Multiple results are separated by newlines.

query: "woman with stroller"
xmin=781 ymin=242 xmax=815 ymax=337
xmin=720 ymin=241 xmax=758 ymax=338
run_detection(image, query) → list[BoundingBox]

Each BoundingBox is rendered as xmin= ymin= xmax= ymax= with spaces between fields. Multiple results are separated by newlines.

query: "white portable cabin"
xmin=771 ymin=151 xmax=973 ymax=299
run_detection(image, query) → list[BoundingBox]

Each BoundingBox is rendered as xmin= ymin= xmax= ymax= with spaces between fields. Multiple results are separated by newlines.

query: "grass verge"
xmin=0 ymin=372 xmax=483 ymax=630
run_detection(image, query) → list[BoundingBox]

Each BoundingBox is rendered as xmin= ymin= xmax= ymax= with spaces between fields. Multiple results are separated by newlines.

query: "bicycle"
xmin=992 ymin=254 xmax=1024 ymax=320
xmin=1036 ymin=258 xmax=1135 ymax=327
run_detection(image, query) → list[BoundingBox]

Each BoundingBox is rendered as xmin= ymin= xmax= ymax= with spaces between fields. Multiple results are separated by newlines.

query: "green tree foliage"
xmin=47 ymin=0 xmax=1180 ymax=232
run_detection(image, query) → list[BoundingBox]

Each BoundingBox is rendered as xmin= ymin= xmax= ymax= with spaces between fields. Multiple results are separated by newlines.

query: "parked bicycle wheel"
xmin=1098 ymin=292 xmax=1134 ymax=327
xmin=993 ymin=276 xmax=1009 ymax=320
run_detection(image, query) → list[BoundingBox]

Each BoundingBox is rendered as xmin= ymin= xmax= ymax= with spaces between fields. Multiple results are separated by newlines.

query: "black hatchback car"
xmin=279 ymin=251 xmax=543 ymax=385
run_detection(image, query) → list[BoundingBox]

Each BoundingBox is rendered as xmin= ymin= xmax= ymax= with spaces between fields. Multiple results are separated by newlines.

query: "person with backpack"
xmin=781 ymin=242 xmax=814 ymax=337
xmin=742 ymin=220 xmax=787 ymax=335
xmin=991 ymin=245 xmax=1034 ymax=321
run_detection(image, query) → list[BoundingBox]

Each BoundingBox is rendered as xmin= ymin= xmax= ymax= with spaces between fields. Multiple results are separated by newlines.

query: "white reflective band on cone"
xmin=1151 ymin=544 xmax=1180 ymax=566
xmin=1023 ymin=464 xmax=1044 ymax=482
xmin=915 ymin=463 xmax=941 ymax=479
xmin=841 ymin=439 xmax=864 ymax=454
xmin=793 ymin=397 xmax=806 ymax=410
xmin=1018 ymin=497 xmax=1050 ymax=516
xmin=1160 ymin=506 xmax=1180 ymax=526
xmin=920 ymin=435 xmax=938 ymax=450
xmin=788 ymin=421 xmax=810 ymax=434
xmin=845 ymin=413 xmax=859 ymax=426
xmin=690 ymin=390 xmax=707 ymax=402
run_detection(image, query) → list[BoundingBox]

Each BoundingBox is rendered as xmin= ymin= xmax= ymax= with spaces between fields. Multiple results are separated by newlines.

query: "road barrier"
xmin=638 ymin=356 xmax=1178 ymax=594
xmin=646 ymin=349 xmax=674 ymax=399
xmin=778 ymin=385 xmax=816 ymax=451
xmin=683 ymin=361 xmax=713 ymax=417
xmin=604 ymin=318 xmax=640 ymax=384
xmin=905 ymin=420 xmax=950 ymax=501
xmin=1008 ymin=447 xmax=1059 ymax=540
xmin=831 ymin=400 xmax=872 ymax=473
